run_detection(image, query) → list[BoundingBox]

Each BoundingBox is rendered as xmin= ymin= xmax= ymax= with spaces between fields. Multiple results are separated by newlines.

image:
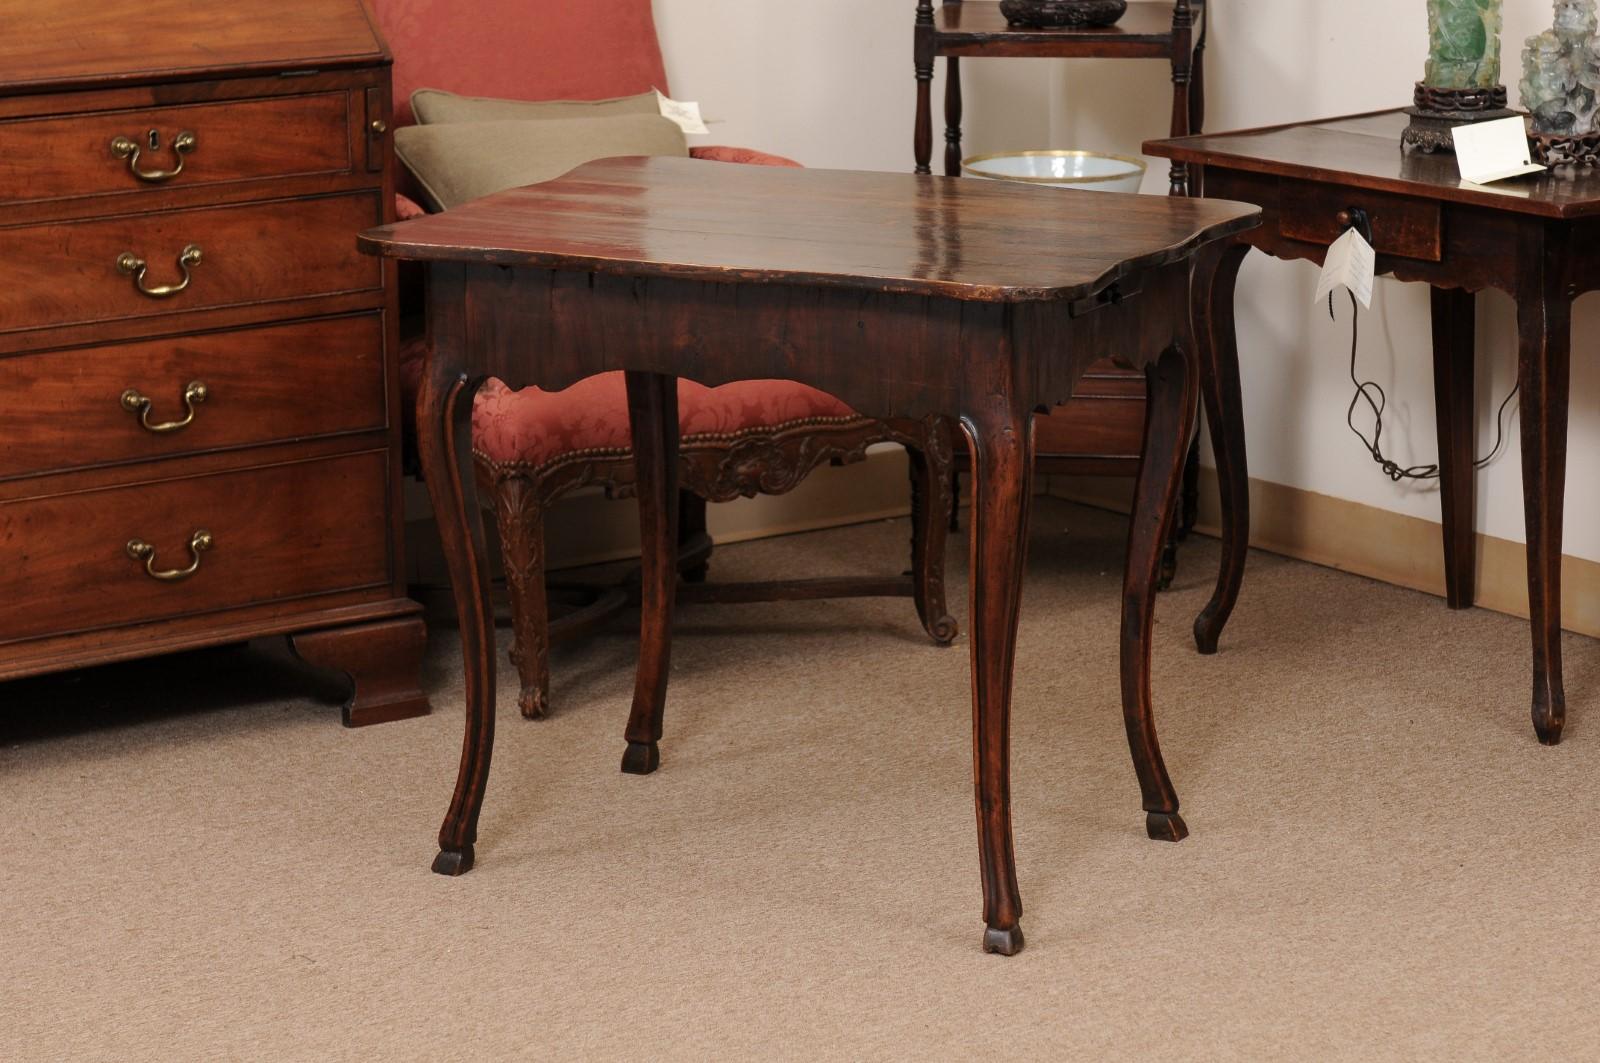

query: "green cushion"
xmin=410 ymin=88 xmax=661 ymax=125
xmin=393 ymin=114 xmax=687 ymax=211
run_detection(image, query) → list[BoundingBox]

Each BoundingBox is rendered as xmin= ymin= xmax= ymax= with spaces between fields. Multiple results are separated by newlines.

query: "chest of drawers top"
xmin=0 ymin=0 xmax=388 ymax=97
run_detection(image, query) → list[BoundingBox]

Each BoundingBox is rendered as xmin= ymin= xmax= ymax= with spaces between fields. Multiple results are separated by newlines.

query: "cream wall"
xmin=648 ymin=0 xmax=1600 ymax=570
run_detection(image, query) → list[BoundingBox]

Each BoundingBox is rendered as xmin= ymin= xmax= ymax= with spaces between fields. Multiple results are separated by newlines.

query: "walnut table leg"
xmin=961 ymin=399 xmax=1035 ymax=957
xmin=1517 ymin=278 xmax=1572 ymax=745
xmin=1431 ymin=286 xmax=1478 ymax=610
xmin=1192 ymin=241 xmax=1251 ymax=655
xmin=620 ymin=372 xmax=682 ymax=776
xmin=418 ymin=270 xmax=497 ymax=877
xmin=907 ymin=415 xmax=959 ymax=645
xmin=1122 ymin=343 xmax=1199 ymax=843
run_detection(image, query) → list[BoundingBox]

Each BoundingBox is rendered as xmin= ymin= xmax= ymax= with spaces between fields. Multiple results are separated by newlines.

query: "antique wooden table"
xmin=1146 ymin=109 xmax=1600 ymax=744
xmin=359 ymin=157 xmax=1257 ymax=954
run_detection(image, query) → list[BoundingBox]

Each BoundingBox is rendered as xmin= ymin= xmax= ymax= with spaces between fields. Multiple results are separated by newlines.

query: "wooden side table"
xmin=1147 ymin=110 xmax=1600 ymax=745
xmin=359 ymin=157 xmax=1258 ymax=954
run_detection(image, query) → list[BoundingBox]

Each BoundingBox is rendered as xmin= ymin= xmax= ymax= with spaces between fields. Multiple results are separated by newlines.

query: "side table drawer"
xmin=0 ymin=314 xmax=388 ymax=479
xmin=0 ymin=451 xmax=392 ymax=645
xmin=0 ymin=192 xmax=381 ymax=335
xmin=1280 ymin=180 xmax=1443 ymax=262
xmin=0 ymin=93 xmax=352 ymax=207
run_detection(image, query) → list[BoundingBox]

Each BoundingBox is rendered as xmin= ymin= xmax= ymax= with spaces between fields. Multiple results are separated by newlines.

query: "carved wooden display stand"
xmin=914 ymin=1 xmax=1209 ymax=577
xmin=0 ymin=0 xmax=428 ymax=726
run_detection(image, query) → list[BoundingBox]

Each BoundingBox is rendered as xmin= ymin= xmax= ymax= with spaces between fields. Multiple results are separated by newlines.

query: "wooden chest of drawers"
xmin=0 ymin=0 xmax=428 ymax=725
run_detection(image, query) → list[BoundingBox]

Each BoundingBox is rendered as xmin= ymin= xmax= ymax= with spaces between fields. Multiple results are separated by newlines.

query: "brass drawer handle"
xmin=126 ymin=529 xmax=213 ymax=582
xmin=121 ymin=380 xmax=208 ymax=434
xmin=110 ymin=130 xmax=197 ymax=183
xmin=117 ymin=244 xmax=202 ymax=298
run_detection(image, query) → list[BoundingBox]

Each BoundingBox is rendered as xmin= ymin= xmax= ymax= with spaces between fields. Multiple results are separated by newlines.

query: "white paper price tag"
xmin=1313 ymin=228 xmax=1376 ymax=309
xmin=1453 ymin=116 xmax=1546 ymax=185
xmin=657 ymin=92 xmax=710 ymax=136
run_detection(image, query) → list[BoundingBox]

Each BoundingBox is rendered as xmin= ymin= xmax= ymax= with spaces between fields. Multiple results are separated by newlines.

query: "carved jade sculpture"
xmin=1521 ymin=0 xmax=1600 ymax=136
xmin=1426 ymin=0 xmax=1505 ymax=89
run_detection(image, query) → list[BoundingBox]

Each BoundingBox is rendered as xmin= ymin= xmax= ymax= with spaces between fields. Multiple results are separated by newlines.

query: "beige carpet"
xmin=5 ymin=497 xmax=1600 ymax=1062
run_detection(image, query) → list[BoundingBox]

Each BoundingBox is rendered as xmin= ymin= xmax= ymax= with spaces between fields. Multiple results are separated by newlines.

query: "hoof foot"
xmin=1146 ymin=811 xmax=1189 ymax=842
xmin=621 ymin=740 xmax=660 ymax=775
xmin=518 ymin=685 xmax=549 ymax=720
xmin=432 ymin=845 xmax=475 ymax=876
xmin=1534 ymin=697 xmax=1565 ymax=746
xmin=982 ymin=924 xmax=1025 ymax=956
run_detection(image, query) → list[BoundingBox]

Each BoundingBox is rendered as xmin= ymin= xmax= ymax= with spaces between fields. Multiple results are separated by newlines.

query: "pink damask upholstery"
xmin=472 ymin=375 xmax=858 ymax=470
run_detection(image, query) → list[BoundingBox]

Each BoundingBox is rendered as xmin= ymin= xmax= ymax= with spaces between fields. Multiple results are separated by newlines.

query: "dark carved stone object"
xmin=1529 ymin=128 xmax=1600 ymax=167
xmin=999 ymin=0 xmax=1127 ymax=27
xmin=1402 ymin=82 xmax=1516 ymax=154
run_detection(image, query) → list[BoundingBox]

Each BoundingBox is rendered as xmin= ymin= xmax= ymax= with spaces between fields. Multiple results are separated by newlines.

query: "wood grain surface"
xmin=1146 ymin=110 xmax=1600 ymax=219
xmin=0 ymin=0 xmax=387 ymax=95
xmin=359 ymin=156 xmax=1258 ymax=303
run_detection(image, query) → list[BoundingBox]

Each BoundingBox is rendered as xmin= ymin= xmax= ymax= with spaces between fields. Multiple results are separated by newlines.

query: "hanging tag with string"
xmin=1318 ymin=210 xmax=1517 ymax=483
xmin=1314 ymin=225 xmax=1375 ymax=310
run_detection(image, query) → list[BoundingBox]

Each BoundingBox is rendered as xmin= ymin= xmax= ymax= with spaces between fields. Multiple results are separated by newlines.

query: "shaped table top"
xmin=359 ymin=156 xmax=1259 ymax=304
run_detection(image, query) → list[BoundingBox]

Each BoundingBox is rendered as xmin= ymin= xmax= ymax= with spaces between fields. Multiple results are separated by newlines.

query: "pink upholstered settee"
xmin=373 ymin=0 xmax=955 ymax=719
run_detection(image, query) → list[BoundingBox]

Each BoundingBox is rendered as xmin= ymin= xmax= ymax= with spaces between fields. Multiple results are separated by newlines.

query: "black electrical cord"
xmin=1330 ymin=289 xmax=1518 ymax=483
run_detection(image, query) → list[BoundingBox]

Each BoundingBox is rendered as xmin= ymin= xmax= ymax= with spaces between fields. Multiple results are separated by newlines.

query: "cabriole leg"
xmin=620 ymin=372 xmax=682 ymax=775
xmin=960 ymin=402 xmax=1035 ymax=956
xmin=1122 ymin=343 xmax=1199 ymax=842
xmin=1192 ymin=241 xmax=1251 ymax=655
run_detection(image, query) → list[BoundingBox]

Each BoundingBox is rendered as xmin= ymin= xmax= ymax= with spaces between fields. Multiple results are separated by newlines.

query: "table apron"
xmin=1196 ymin=167 xmax=1591 ymax=297
xmin=427 ymin=261 xmax=1197 ymax=424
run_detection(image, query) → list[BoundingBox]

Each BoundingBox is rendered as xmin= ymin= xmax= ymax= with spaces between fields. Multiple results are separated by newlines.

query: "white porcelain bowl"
xmin=961 ymin=150 xmax=1147 ymax=194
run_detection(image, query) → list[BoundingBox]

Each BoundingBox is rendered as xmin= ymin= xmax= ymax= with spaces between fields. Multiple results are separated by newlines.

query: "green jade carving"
xmin=1426 ymin=0 xmax=1504 ymax=89
xmin=1521 ymin=0 xmax=1600 ymax=135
